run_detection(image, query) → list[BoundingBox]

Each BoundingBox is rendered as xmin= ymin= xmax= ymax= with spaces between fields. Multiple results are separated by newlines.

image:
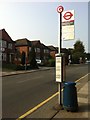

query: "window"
xmin=2 ymin=40 xmax=7 ymax=48
xmin=35 ymin=48 xmax=36 ymax=52
xmin=29 ymin=47 xmax=31 ymax=52
xmin=35 ymin=48 xmax=40 ymax=53
xmin=44 ymin=56 xmax=46 ymax=60
xmin=2 ymin=53 xmax=6 ymax=61
xmin=44 ymin=56 xmax=49 ymax=60
xmin=44 ymin=49 xmax=49 ymax=53
xmin=0 ymin=53 xmax=2 ymax=61
xmin=37 ymin=48 xmax=40 ymax=52
xmin=8 ymin=43 xmax=12 ymax=49
xmin=0 ymin=40 xmax=2 ymax=48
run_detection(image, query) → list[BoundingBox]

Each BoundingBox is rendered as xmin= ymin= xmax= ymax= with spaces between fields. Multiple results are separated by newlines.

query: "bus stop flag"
xmin=62 ymin=10 xmax=75 ymax=40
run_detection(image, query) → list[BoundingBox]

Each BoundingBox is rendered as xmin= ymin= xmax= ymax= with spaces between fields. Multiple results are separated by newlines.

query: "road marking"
xmin=17 ymin=73 xmax=89 ymax=120
xmin=17 ymin=92 xmax=59 ymax=120
xmin=75 ymin=73 xmax=89 ymax=83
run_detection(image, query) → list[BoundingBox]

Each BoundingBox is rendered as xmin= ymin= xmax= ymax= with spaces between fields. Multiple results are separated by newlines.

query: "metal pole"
xmin=59 ymin=12 xmax=62 ymax=106
xmin=57 ymin=5 xmax=64 ymax=108
xmin=60 ymin=12 xmax=62 ymax=53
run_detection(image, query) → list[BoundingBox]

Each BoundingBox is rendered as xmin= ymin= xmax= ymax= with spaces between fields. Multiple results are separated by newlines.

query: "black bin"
xmin=63 ymin=82 xmax=78 ymax=112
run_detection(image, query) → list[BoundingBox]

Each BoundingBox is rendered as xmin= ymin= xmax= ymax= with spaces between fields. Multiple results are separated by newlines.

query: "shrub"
xmin=2 ymin=63 xmax=17 ymax=71
xmin=46 ymin=59 xmax=55 ymax=67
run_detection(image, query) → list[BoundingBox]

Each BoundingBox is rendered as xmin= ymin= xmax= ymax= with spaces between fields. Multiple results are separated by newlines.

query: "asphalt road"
xmin=2 ymin=64 xmax=88 ymax=118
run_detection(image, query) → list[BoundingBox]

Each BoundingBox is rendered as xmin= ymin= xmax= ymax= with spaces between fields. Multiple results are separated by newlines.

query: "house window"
xmin=0 ymin=40 xmax=2 ymax=48
xmin=35 ymin=48 xmax=40 ymax=53
xmin=8 ymin=43 xmax=12 ymax=49
xmin=29 ymin=47 xmax=31 ymax=52
xmin=2 ymin=53 xmax=6 ymax=61
xmin=0 ymin=53 xmax=2 ymax=61
xmin=35 ymin=48 xmax=37 ymax=52
xmin=2 ymin=40 xmax=7 ymax=48
xmin=44 ymin=49 xmax=49 ymax=53
xmin=44 ymin=56 xmax=46 ymax=60
xmin=44 ymin=56 xmax=49 ymax=60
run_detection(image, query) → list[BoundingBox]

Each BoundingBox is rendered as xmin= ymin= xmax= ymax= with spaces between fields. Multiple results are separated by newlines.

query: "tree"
xmin=21 ymin=51 xmax=26 ymax=66
xmin=29 ymin=46 xmax=38 ymax=69
xmin=73 ymin=40 xmax=85 ymax=53
xmin=72 ymin=40 xmax=85 ymax=64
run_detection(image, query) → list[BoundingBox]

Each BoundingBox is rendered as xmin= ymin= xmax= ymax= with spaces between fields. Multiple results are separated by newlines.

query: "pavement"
xmin=0 ymin=67 xmax=53 ymax=77
xmin=25 ymin=74 xmax=89 ymax=119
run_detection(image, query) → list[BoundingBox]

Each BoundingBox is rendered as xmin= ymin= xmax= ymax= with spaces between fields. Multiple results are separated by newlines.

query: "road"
xmin=2 ymin=64 xmax=88 ymax=118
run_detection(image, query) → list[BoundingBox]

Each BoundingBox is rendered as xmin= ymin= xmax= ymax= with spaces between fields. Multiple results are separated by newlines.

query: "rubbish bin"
xmin=63 ymin=82 xmax=78 ymax=112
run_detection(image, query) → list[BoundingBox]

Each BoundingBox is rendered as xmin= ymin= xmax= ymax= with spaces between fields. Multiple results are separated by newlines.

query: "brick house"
xmin=41 ymin=43 xmax=50 ymax=61
xmin=15 ymin=39 xmax=50 ymax=65
xmin=0 ymin=29 xmax=15 ymax=64
xmin=47 ymin=45 xmax=58 ymax=59
xmin=15 ymin=38 xmax=32 ymax=64
xmin=31 ymin=40 xmax=50 ymax=63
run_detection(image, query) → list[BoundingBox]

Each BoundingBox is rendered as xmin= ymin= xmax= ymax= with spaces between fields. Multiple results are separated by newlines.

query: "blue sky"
xmin=0 ymin=1 xmax=89 ymax=52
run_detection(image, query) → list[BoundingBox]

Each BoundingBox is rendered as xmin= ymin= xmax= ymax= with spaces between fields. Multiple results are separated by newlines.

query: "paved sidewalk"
xmin=26 ymin=77 xmax=89 ymax=119
xmin=0 ymin=67 xmax=53 ymax=77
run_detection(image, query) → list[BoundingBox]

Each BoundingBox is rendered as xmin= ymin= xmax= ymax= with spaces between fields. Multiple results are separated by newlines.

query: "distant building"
xmin=15 ymin=39 xmax=50 ymax=65
xmin=15 ymin=38 xmax=32 ymax=64
xmin=47 ymin=45 xmax=58 ymax=59
xmin=31 ymin=40 xmax=50 ymax=64
xmin=0 ymin=29 xmax=15 ymax=64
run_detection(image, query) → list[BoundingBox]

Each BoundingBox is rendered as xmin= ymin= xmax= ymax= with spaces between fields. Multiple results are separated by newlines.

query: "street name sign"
xmin=62 ymin=10 xmax=75 ymax=40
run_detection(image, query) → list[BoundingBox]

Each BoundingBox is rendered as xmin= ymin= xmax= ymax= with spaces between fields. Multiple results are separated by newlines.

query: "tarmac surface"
xmin=1 ymin=66 xmax=90 ymax=119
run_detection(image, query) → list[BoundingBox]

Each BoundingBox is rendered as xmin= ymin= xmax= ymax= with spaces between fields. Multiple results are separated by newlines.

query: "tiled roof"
xmin=31 ymin=40 xmax=49 ymax=49
xmin=41 ymin=43 xmax=50 ymax=49
xmin=0 ymin=29 xmax=14 ymax=42
xmin=47 ymin=46 xmax=57 ymax=51
xmin=31 ymin=40 xmax=40 ymax=46
xmin=15 ymin=38 xmax=31 ymax=46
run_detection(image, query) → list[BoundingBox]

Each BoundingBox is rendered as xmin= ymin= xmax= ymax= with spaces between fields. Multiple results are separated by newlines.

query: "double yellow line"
xmin=17 ymin=73 xmax=89 ymax=120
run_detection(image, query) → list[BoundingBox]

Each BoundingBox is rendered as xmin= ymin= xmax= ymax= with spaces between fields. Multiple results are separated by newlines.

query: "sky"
xmin=0 ymin=0 xmax=89 ymax=53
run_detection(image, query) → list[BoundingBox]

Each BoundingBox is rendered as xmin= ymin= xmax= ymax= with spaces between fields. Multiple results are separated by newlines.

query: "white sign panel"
xmin=56 ymin=56 xmax=62 ymax=82
xmin=62 ymin=10 xmax=75 ymax=40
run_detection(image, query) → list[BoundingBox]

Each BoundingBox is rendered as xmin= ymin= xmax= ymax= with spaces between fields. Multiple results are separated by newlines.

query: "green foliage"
xmin=72 ymin=40 xmax=85 ymax=64
xmin=72 ymin=52 xmax=81 ymax=64
xmin=2 ymin=63 xmax=17 ymax=71
xmin=16 ymin=65 xmax=31 ymax=70
xmin=21 ymin=51 xmax=26 ymax=66
xmin=15 ymin=49 xmax=21 ymax=59
xmin=73 ymin=40 xmax=85 ymax=53
xmin=46 ymin=59 xmax=55 ymax=67
xmin=29 ymin=46 xmax=38 ymax=69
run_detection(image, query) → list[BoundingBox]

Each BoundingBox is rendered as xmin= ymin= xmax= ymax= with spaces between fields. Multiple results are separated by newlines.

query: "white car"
xmin=36 ymin=59 xmax=41 ymax=64
xmin=85 ymin=60 xmax=90 ymax=64
xmin=36 ymin=59 xmax=44 ymax=65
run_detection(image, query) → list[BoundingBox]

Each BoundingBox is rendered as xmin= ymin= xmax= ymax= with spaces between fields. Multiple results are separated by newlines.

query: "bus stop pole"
xmin=58 ymin=12 xmax=63 ymax=106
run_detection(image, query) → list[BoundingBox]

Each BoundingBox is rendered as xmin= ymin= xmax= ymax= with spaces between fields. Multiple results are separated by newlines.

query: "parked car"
xmin=85 ymin=60 xmax=90 ymax=64
xmin=36 ymin=59 xmax=44 ymax=66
